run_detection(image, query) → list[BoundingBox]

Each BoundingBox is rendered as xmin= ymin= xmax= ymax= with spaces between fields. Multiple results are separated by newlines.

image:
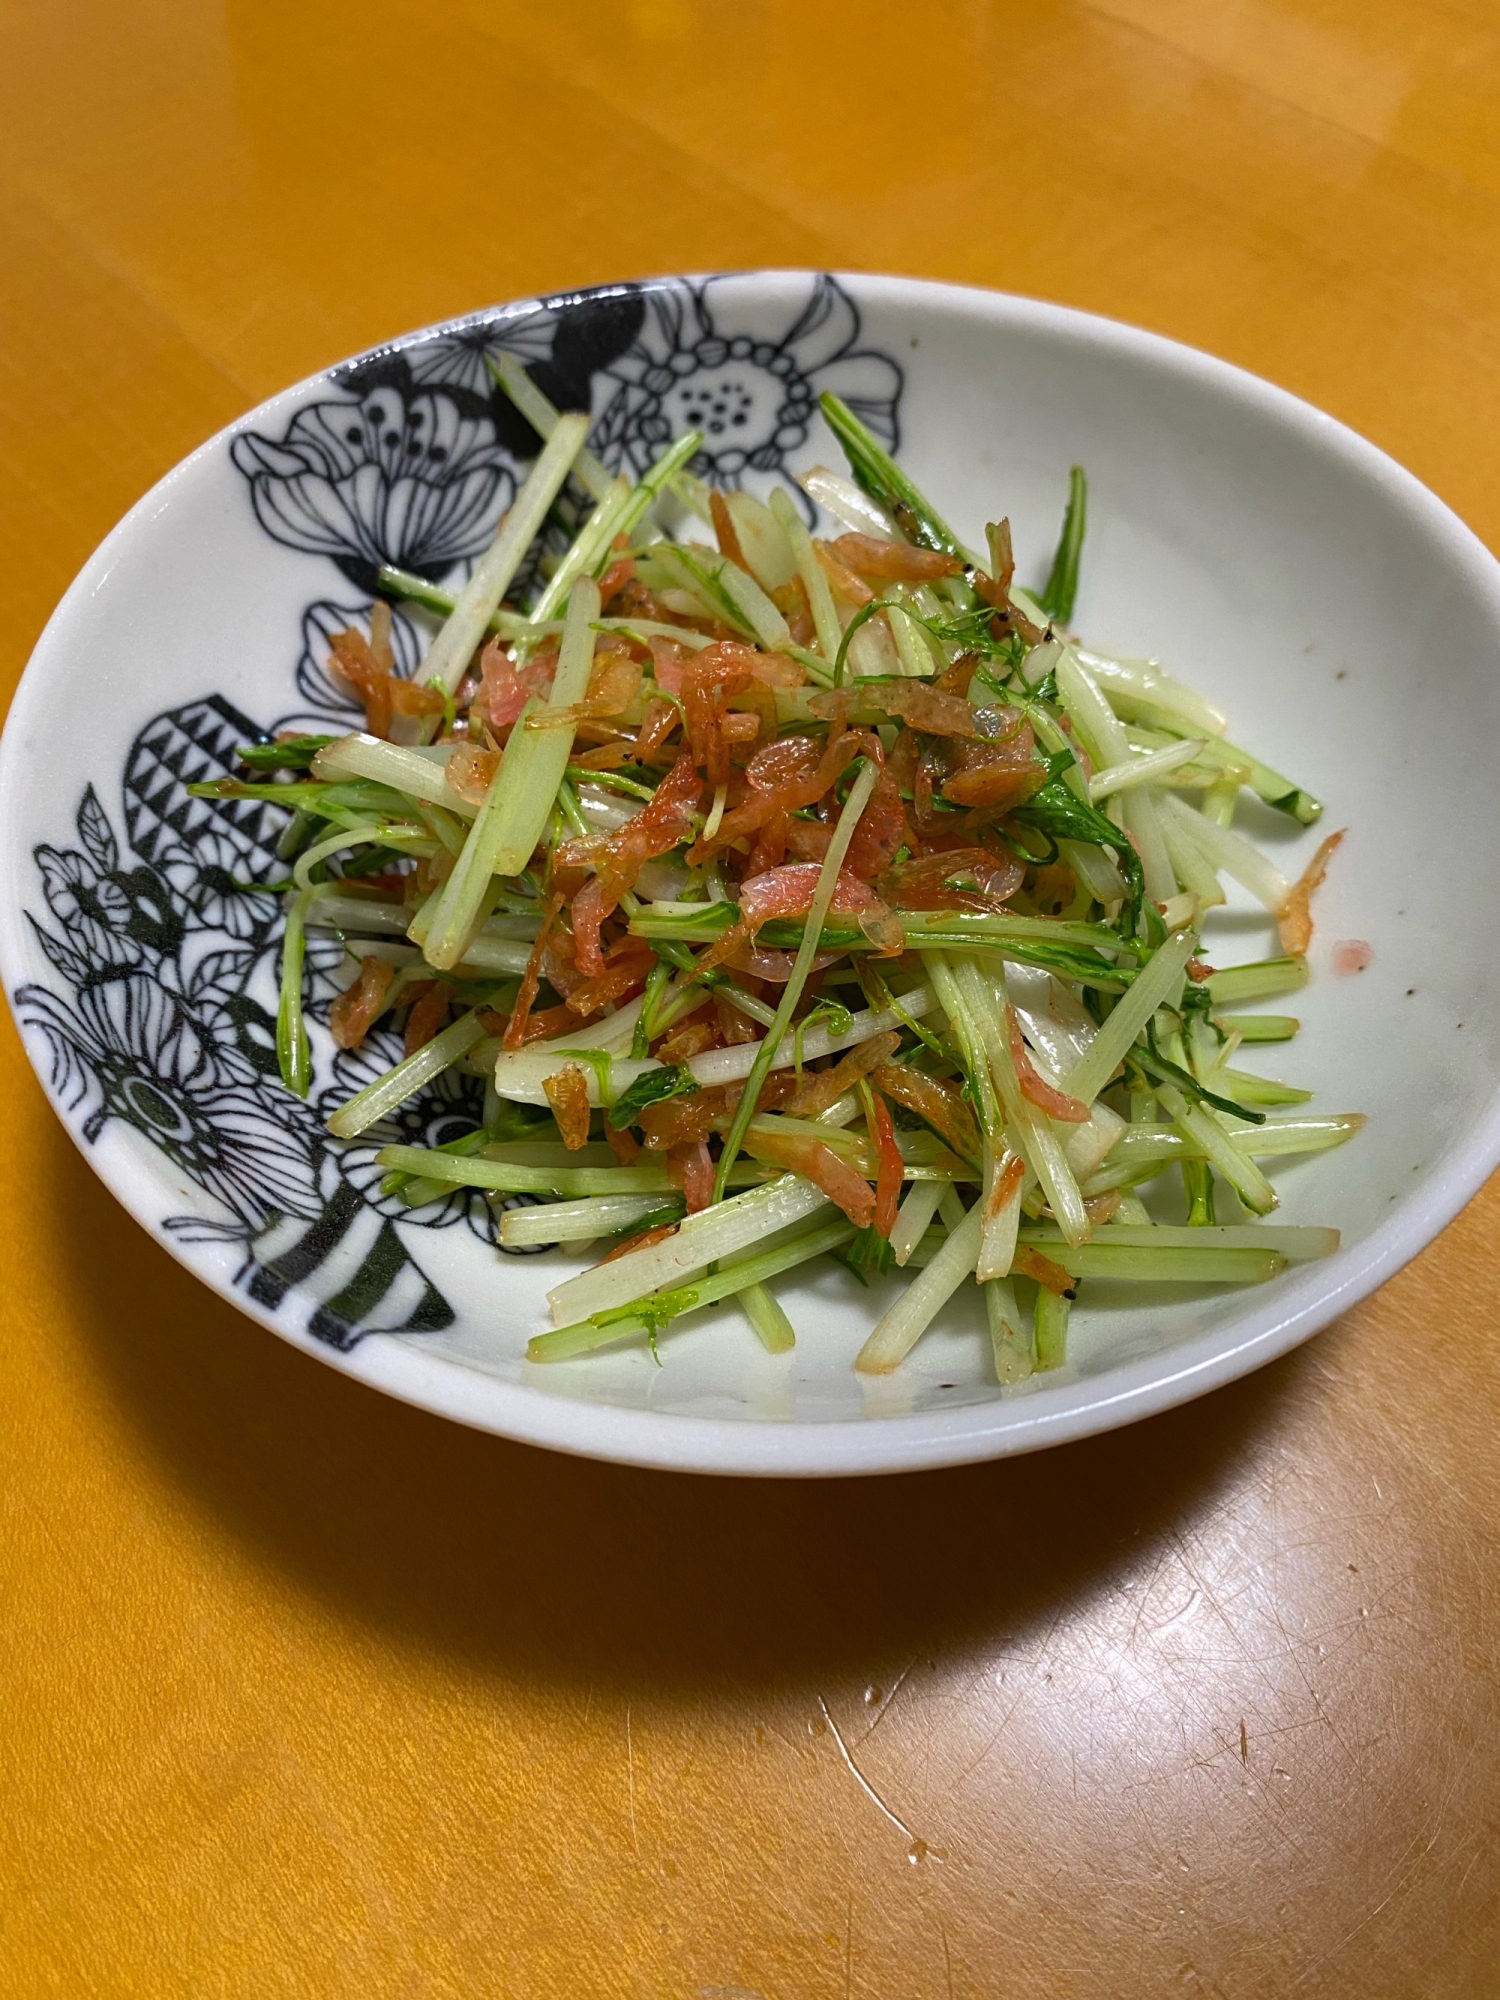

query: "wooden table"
xmin=4 ymin=1 xmax=1499 ymax=1991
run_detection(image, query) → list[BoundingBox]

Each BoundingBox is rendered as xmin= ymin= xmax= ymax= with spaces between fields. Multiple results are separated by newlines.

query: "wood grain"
xmin=3 ymin=1 xmax=1499 ymax=1991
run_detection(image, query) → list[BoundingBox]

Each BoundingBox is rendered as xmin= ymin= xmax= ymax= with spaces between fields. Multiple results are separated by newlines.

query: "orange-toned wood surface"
xmin=5 ymin=2 xmax=1500 ymax=1992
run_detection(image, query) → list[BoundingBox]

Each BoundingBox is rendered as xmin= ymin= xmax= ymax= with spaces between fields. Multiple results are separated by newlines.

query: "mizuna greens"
xmin=194 ymin=373 xmax=1360 ymax=1382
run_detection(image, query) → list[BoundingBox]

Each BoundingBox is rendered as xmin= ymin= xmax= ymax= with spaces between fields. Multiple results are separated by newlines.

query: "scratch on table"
xmin=818 ymin=1695 xmax=914 ymax=1841
xmin=1164 ymin=1526 xmax=1261 ymax=1660
xmin=857 ymin=1659 xmax=914 ymax=1745
xmin=1456 ymin=1821 xmax=1486 ymax=1890
xmin=1264 ymin=1588 xmax=1374 ymax=1792
xmin=1117 ymin=1726 xmax=1317 ymax=1871
xmin=948 ymin=1680 xmax=1032 ymax=1796
xmin=1290 ymin=1805 xmax=1449 ymax=1990
xmin=1146 ymin=1585 xmax=1203 ymax=1639
xmin=941 ymin=1923 xmax=954 ymax=2000
xmin=1127 ymin=1541 xmax=1177 ymax=1647
xmin=625 ymin=1701 xmax=639 ymax=1860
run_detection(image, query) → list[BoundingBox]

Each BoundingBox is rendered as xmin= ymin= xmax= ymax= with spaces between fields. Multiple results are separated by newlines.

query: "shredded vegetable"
xmin=198 ymin=376 xmax=1359 ymax=1383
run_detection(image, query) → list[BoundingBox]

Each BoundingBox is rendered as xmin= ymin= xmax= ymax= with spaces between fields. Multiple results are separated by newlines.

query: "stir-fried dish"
xmin=196 ymin=363 xmax=1359 ymax=1377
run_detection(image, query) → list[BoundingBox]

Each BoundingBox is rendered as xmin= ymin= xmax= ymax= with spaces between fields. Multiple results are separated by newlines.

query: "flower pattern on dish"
xmin=313 ymin=1044 xmax=505 ymax=1247
xmin=16 ymin=696 xmax=457 ymax=1345
xmin=230 ymin=382 xmax=516 ymax=590
xmin=295 ymin=597 xmax=426 ymax=718
xmin=23 ymin=971 xmax=326 ymax=1225
xmin=155 ymin=827 xmax=279 ymax=940
xmin=402 ymin=303 xmax=559 ymax=400
xmin=228 ymin=275 xmax=904 ymax=602
xmin=587 ymin=273 xmax=903 ymax=492
xmin=20 ymin=278 xmax=909 ymax=1343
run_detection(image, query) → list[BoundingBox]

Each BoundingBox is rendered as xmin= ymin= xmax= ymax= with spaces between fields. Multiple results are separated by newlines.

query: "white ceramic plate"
xmin=5 ymin=271 xmax=1499 ymax=1476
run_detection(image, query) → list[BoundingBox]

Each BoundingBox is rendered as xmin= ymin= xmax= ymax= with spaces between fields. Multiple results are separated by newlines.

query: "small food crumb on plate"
xmin=1333 ymin=939 xmax=1374 ymax=974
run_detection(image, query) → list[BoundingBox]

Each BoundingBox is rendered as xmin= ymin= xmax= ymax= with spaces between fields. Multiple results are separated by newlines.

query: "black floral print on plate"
xmin=20 ymin=276 xmax=903 ymax=1347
